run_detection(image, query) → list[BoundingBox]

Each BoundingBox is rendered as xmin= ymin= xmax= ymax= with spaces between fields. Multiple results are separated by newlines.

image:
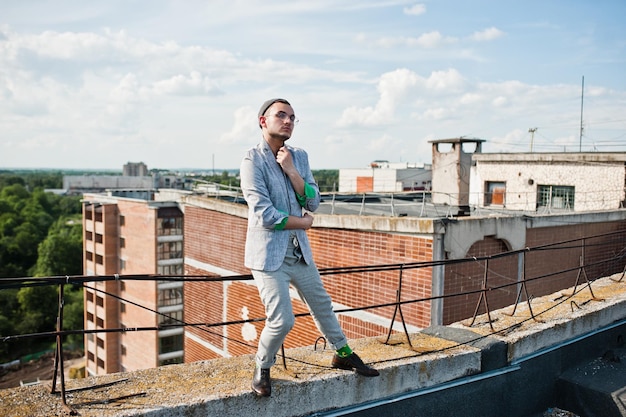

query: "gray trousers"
xmin=252 ymin=237 xmax=348 ymax=368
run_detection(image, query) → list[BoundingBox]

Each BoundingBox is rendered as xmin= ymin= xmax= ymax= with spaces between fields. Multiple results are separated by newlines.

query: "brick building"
xmin=181 ymin=194 xmax=626 ymax=363
xmin=82 ymin=193 xmax=184 ymax=376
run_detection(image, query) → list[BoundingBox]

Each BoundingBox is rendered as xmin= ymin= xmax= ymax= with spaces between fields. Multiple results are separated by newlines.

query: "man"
xmin=240 ymin=98 xmax=379 ymax=397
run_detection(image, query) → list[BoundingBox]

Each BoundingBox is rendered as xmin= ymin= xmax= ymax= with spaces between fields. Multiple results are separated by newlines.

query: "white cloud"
xmin=337 ymin=68 xmax=420 ymax=127
xmin=492 ymin=96 xmax=509 ymax=107
xmin=367 ymin=134 xmax=396 ymax=151
xmin=220 ymin=106 xmax=258 ymax=144
xmin=426 ymin=69 xmax=466 ymax=91
xmin=152 ymin=71 xmax=222 ymax=96
xmin=403 ymin=4 xmax=426 ymax=16
xmin=470 ymin=27 xmax=505 ymax=42
xmin=374 ymin=31 xmax=458 ymax=49
xmin=337 ymin=68 xmax=467 ymax=127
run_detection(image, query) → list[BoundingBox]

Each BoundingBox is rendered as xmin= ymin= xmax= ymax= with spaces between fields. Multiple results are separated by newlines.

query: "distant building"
xmin=339 ymin=161 xmax=432 ymax=193
xmin=123 ymin=162 xmax=149 ymax=177
xmin=82 ymin=191 xmax=184 ymax=376
xmin=63 ymin=163 xmax=192 ymax=195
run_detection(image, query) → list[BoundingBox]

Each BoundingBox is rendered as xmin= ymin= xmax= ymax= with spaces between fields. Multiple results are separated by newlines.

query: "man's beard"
xmin=270 ymin=131 xmax=291 ymax=141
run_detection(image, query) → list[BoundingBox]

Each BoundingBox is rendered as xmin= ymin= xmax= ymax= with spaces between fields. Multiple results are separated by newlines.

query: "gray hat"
xmin=258 ymin=98 xmax=291 ymax=127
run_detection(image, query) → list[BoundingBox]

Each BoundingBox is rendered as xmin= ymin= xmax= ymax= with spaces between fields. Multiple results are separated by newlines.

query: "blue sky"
xmin=1 ymin=1 xmax=625 ymax=171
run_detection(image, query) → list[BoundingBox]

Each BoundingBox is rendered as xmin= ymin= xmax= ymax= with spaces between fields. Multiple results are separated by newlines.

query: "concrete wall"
xmin=470 ymin=153 xmax=626 ymax=211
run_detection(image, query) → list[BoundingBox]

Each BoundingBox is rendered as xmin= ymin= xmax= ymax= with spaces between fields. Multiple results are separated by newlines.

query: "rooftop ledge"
xmin=3 ymin=274 xmax=626 ymax=417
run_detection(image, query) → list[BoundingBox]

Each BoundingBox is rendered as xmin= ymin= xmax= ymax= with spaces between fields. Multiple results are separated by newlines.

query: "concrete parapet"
xmin=451 ymin=276 xmax=626 ymax=363
xmin=1 ymin=336 xmax=481 ymax=417
xmin=1 ymin=274 xmax=625 ymax=417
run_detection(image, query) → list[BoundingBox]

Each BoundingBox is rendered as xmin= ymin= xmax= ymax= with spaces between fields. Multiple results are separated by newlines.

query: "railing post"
xmin=51 ymin=282 xmax=77 ymax=415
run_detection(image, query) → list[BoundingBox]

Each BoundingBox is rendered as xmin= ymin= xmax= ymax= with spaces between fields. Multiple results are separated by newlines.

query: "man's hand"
xmin=301 ymin=213 xmax=314 ymax=230
xmin=276 ymin=146 xmax=295 ymax=174
xmin=277 ymin=146 xmax=305 ymax=196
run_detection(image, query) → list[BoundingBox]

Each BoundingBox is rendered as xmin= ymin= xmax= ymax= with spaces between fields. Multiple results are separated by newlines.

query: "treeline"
xmin=0 ymin=172 xmax=84 ymax=362
xmin=196 ymin=169 xmax=339 ymax=192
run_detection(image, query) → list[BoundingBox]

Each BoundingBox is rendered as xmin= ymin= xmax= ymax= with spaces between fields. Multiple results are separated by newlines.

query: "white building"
xmin=469 ymin=152 xmax=626 ymax=212
xmin=339 ymin=160 xmax=432 ymax=193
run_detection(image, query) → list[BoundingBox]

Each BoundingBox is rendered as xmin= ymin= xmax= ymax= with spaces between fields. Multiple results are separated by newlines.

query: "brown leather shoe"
xmin=251 ymin=367 xmax=271 ymax=397
xmin=332 ymin=352 xmax=379 ymax=377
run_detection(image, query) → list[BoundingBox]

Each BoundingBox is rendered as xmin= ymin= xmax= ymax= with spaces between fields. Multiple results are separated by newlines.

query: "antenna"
xmin=579 ymin=76 xmax=584 ymax=152
xmin=528 ymin=127 xmax=537 ymax=152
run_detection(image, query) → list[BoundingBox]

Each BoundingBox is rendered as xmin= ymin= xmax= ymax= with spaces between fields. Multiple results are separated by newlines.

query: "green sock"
xmin=336 ymin=344 xmax=353 ymax=358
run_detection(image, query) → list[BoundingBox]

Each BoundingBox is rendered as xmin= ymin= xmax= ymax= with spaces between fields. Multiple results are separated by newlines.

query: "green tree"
xmin=313 ymin=170 xmax=338 ymax=192
xmin=61 ymin=286 xmax=84 ymax=348
xmin=16 ymin=285 xmax=58 ymax=334
xmin=0 ymin=289 xmax=19 ymax=359
xmin=33 ymin=216 xmax=83 ymax=277
xmin=0 ymin=172 xmax=85 ymax=361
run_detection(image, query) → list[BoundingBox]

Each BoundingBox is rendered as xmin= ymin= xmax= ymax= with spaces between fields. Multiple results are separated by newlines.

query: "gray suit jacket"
xmin=240 ymin=139 xmax=321 ymax=271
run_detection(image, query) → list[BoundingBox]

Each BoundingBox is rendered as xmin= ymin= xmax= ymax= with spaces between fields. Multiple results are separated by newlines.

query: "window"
xmin=85 ymin=209 xmax=93 ymax=220
xmin=86 ymin=291 xmax=94 ymax=303
xmin=158 ymin=217 xmax=183 ymax=236
xmin=96 ymin=318 xmax=104 ymax=327
xmin=158 ymin=241 xmax=183 ymax=260
xmin=95 ymin=233 xmax=103 ymax=243
xmin=86 ymin=231 xmax=93 ymax=241
xmin=159 ymin=334 xmax=183 ymax=354
xmin=95 ymin=254 xmax=103 ymax=265
xmin=87 ymin=312 xmax=94 ymax=322
xmin=120 ymin=302 xmax=126 ymax=313
xmin=97 ymin=338 xmax=104 ymax=348
xmin=121 ymin=345 xmax=127 ymax=356
xmin=158 ymin=264 xmax=183 ymax=281
xmin=120 ymin=259 xmax=126 ymax=270
xmin=86 ymin=252 xmax=93 ymax=261
xmin=120 ymin=237 xmax=125 ymax=248
xmin=159 ymin=310 xmax=183 ymax=326
xmin=97 ymin=358 xmax=104 ymax=369
xmin=159 ymin=357 xmax=183 ymax=366
xmin=485 ymin=181 xmax=506 ymax=206
xmin=538 ymin=185 xmax=575 ymax=210
xmin=119 ymin=215 xmax=125 ymax=226
xmin=158 ymin=288 xmax=183 ymax=307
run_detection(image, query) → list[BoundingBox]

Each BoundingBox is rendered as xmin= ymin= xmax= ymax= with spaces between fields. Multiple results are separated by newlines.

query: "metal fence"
xmin=1 ymin=230 xmax=625 ymax=414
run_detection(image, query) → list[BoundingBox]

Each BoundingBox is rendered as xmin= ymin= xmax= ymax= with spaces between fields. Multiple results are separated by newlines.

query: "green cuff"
xmin=296 ymin=183 xmax=316 ymax=207
xmin=274 ymin=213 xmax=288 ymax=230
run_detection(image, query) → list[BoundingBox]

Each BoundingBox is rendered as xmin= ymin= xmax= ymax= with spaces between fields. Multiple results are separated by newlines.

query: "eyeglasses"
xmin=266 ymin=111 xmax=299 ymax=125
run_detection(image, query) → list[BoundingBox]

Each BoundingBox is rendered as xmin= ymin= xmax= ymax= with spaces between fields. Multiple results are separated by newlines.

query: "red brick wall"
xmin=524 ymin=221 xmax=626 ymax=298
xmin=442 ymin=220 xmax=626 ymax=325
xmin=443 ymin=236 xmax=516 ymax=324
xmin=184 ymin=206 xmax=248 ymax=275
xmin=184 ymin=265 xmax=226 ymax=363
xmin=183 ymin=204 xmax=435 ymax=363
xmin=310 ymin=228 xmax=433 ymax=329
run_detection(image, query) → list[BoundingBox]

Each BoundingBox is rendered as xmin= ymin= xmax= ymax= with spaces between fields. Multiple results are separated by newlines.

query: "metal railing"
xmin=1 ymin=231 xmax=625 ymax=414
